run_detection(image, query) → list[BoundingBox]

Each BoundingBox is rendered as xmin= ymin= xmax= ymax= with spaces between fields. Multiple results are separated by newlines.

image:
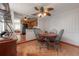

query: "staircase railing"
xmin=0 ymin=3 xmax=18 ymax=40
xmin=0 ymin=19 xmax=18 ymax=40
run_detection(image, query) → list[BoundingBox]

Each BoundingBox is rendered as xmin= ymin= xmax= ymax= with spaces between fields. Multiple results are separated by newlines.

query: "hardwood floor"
xmin=17 ymin=40 xmax=79 ymax=56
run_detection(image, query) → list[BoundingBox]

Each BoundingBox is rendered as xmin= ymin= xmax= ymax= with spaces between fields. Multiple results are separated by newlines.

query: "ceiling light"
xmin=43 ymin=12 xmax=47 ymax=16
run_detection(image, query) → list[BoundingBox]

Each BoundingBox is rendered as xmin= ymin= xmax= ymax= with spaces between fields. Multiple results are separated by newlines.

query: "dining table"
xmin=38 ymin=32 xmax=57 ymax=49
xmin=39 ymin=32 xmax=57 ymax=42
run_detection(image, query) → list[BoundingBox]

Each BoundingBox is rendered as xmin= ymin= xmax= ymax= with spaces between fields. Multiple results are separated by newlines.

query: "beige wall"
xmin=43 ymin=8 xmax=79 ymax=46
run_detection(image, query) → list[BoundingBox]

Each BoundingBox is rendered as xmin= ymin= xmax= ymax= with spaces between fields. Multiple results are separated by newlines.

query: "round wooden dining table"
xmin=39 ymin=33 xmax=57 ymax=41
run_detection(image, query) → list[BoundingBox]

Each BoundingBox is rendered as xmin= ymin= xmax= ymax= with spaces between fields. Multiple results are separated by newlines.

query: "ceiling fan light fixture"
xmin=38 ymin=13 xmax=46 ymax=17
xmin=37 ymin=12 xmax=49 ymax=17
xmin=43 ymin=12 xmax=47 ymax=16
xmin=37 ymin=13 xmax=43 ymax=17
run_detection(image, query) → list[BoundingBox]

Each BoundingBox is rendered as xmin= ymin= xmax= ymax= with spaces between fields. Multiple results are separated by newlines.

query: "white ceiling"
xmin=9 ymin=3 xmax=79 ymax=17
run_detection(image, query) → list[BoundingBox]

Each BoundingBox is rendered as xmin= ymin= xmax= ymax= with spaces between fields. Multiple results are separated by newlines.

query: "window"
xmin=13 ymin=19 xmax=21 ymax=31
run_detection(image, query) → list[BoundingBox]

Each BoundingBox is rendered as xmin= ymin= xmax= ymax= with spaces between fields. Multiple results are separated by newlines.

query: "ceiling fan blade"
xmin=32 ymin=14 xmax=36 ymax=15
xmin=32 ymin=13 xmax=38 ymax=15
xmin=34 ymin=7 xmax=39 ymax=11
xmin=47 ymin=8 xmax=54 ymax=11
xmin=46 ymin=12 xmax=51 ymax=16
xmin=32 ymin=12 xmax=40 ymax=16
xmin=40 ymin=7 xmax=44 ymax=12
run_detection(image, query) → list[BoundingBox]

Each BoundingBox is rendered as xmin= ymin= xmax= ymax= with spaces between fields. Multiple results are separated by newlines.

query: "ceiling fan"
xmin=33 ymin=6 xmax=54 ymax=17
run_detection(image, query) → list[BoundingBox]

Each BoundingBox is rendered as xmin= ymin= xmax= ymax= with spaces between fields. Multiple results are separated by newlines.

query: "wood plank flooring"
xmin=17 ymin=40 xmax=79 ymax=56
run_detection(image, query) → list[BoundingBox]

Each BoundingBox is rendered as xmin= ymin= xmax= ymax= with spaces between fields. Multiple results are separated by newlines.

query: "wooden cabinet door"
xmin=0 ymin=40 xmax=17 ymax=56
